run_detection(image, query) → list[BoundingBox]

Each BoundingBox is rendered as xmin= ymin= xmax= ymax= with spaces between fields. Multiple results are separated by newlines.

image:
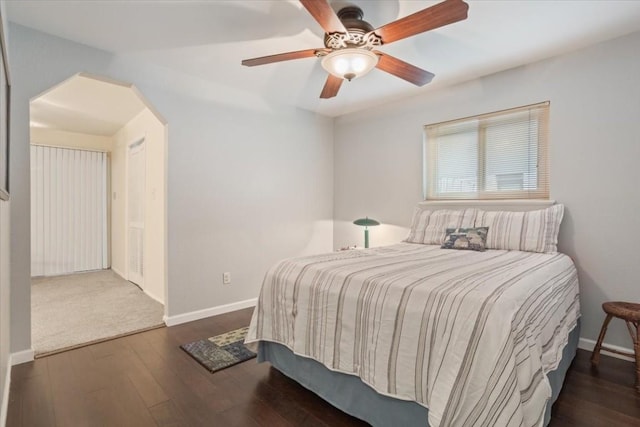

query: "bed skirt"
xmin=258 ymin=320 xmax=580 ymax=427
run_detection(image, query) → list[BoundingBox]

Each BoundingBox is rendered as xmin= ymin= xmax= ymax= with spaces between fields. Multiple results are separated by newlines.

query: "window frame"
xmin=423 ymin=101 xmax=550 ymax=201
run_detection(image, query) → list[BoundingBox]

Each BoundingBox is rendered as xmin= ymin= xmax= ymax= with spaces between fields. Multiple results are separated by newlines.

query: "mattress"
xmin=246 ymin=243 xmax=580 ymax=427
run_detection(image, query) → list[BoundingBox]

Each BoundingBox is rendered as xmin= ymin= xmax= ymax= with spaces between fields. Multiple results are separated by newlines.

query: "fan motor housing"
xmin=323 ymin=6 xmax=382 ymax=50
xmin=338 ymin=6 xmax=374 ymax=33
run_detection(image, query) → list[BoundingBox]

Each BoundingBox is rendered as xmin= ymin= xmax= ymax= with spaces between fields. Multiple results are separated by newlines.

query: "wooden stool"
xmin=591 ymin=301 xmax=640 ymax=391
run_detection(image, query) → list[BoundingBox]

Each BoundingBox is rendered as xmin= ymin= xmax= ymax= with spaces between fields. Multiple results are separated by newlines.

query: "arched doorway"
xmin=29 ymin=73 xmax=168 ymax=356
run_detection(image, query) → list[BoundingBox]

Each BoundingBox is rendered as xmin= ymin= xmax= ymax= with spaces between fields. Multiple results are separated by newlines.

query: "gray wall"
xmin=8 ymin=21 xmax=640 ymax=355
xmin=0 ymin=0 xmax=9 ymax=420
xmin=0 ymin=199 xmax=7 ymax=417
xmin=334 ymin=31 xmax=640 ymax=348
xmin=8 ymin=24 xmax=334 ymax=352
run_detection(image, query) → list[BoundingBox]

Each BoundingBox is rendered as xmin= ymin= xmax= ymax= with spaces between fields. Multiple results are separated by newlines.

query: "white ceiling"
xmin=30 ymin=74 xmax=146 ymax=136
xmin=10 ymin=1 xmax=640 ymax=117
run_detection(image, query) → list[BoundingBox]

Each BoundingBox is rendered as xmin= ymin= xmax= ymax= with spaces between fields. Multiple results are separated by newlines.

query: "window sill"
xmin=418 ymin=199 xmax=556 ymax=212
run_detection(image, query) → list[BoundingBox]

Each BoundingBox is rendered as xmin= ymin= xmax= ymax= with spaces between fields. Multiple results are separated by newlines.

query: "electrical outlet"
xmin=223 ymin=272 xmax=231 ymax=285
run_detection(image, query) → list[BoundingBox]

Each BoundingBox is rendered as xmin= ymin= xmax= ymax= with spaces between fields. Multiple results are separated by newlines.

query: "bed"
xmin=246 ymin=202 xmax=580 ymax=427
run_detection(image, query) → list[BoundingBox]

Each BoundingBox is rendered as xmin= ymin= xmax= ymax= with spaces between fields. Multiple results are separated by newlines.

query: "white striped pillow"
xmin=474 ymin=204 xmax=564 ymax=253
xmin=405 ymin=208 xmax=478 ymax=245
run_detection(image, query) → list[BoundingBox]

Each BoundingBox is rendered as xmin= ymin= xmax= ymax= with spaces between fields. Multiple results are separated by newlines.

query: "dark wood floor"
xmin=6 ymin=308 xmax=640 ymax=426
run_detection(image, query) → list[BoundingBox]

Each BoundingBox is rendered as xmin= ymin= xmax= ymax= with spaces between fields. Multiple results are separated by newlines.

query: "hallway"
xmin=32 ymin=270 xmax=164 ymax=356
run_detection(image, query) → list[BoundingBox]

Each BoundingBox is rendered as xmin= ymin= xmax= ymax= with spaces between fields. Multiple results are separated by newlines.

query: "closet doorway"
xmin=29 ymin=73 xmax=168 ymax=356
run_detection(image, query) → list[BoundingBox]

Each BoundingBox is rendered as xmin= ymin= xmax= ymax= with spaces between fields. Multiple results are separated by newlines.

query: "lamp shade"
xmin=321 ymin=49 xmax=379 ymax=81
xmin=353 ymin=217 xmax=380 ymax=227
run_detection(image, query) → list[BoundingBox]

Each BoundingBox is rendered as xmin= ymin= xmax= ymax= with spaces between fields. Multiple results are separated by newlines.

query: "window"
xmin=424 ymin=102 xmax=549 ymax=200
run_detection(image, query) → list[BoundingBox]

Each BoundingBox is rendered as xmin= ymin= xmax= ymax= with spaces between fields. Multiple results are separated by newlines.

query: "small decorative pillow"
xmin=474 ymin=204 xmax=564 ymax=253
xmin=405 ymin=208 xmax=478 ymax=245
xmin=441 ymin=227 xmax=489 ymax=251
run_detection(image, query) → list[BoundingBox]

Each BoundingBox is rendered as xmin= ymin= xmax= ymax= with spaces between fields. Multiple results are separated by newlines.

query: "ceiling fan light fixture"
xmin=321 ymin=49 xmax=378 ymax=81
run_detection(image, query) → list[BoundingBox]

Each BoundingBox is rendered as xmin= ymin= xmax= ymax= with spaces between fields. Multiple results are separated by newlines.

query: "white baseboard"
xmin=1 ymin=357 xmax=10 ymax=427
xmin=143 ymin=288 xmax=164 ymax=305
xmin=110 ymin=268 xmax=165 ymax=306
xmin=164 ymin=298 xmax=257 ymax=327
xmin=111 ymin=267 xmax=125 ymax=279
xmin=10 ymin=349 xmax=34 ymax=366
xmin=578 ymin=337 xmax=635 ymax=362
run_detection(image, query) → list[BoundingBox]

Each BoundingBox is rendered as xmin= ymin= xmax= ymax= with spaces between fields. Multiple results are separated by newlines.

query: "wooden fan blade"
xmin=242 ymin=48 xmax=327 ymax=67
xmin=374 ymin=0 xmax=469 ymax=45
xmin=373 ymin=51 xmax=435 ymax=86
xmin=300 ymin=0 xmax=348 ymax=34
xmin=320 ymin=74 xmax=343 ymax=99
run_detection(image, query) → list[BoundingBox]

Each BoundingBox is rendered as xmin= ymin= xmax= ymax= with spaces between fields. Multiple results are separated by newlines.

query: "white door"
xmin=127 ymin=139 xmax=145 ymax=287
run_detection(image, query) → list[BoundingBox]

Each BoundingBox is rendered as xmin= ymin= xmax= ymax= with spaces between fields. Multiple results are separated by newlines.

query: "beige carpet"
xmin=32 ymin=269 xmax=165 ymax=356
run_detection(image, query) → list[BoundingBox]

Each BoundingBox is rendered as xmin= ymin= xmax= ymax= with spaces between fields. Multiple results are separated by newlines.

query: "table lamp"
xmin=353 ymin=217 xmax=380 ymax=248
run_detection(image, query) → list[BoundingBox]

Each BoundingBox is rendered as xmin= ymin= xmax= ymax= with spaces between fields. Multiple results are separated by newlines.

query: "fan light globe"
xmin=321 ymin=49 xmax=379 ymax=81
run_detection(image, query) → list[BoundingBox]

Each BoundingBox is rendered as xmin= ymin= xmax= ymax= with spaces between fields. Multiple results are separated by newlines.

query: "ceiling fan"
xmin=241 ymin=0 xmax=469 ymax=99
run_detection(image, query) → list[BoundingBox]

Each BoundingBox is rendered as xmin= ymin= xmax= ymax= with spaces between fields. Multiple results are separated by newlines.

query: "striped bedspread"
xmin=246 ymin=243 xmax=580 ymax=427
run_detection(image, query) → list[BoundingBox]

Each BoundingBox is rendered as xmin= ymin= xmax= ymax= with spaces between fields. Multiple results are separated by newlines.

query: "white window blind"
xmin=425 ymin=102 xmax=549 ymax=200
xmin=30 ymin=145 xmax=108 ymax=276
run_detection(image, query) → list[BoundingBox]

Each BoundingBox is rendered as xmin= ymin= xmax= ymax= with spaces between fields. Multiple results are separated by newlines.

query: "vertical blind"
xmin=424 ymin=102 xmax=550 ymax=200
xmin=31 ymin=145 xmax=108 ymax=276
